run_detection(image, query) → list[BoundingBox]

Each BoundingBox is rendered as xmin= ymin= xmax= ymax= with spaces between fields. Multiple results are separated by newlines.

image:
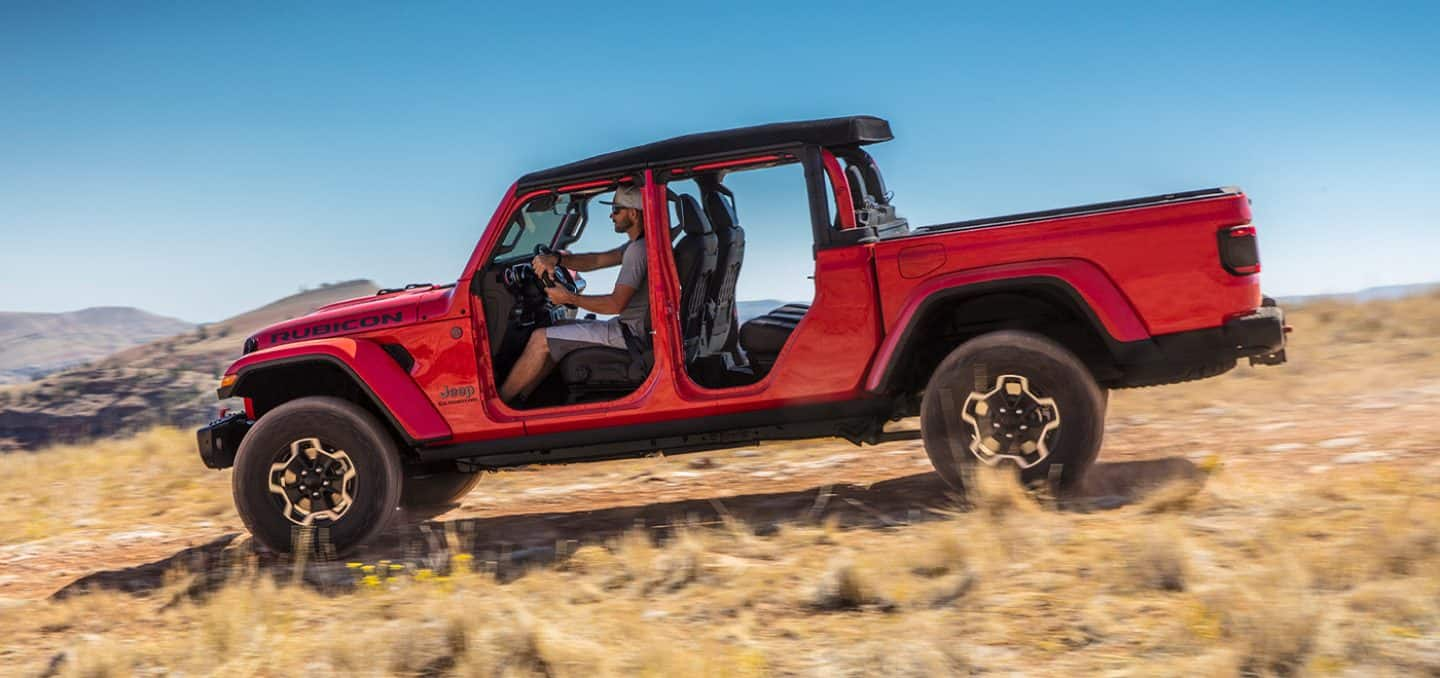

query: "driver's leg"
xmin=500 ymin=328 xmax=554 ymax=405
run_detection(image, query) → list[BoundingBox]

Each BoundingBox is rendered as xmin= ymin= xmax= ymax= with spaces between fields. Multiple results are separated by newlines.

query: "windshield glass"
xmin=492 ymin=193 xmax=579 ymax=260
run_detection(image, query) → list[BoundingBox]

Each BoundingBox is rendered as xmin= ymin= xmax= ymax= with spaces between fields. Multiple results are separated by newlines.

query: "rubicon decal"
xmin=268 ymin=311 xmax=404 ymax=343
xmin=438 ymin=384 xmax=477 ymax=405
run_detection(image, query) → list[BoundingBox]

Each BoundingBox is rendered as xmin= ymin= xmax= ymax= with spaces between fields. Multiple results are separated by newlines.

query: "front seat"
xmin=671 ymin=194 xmax=718 ymax=361
xmin=556 ymin=193 xmax=717 ymax=401
xmin=701 ymin=184 xmax=745 ymax=357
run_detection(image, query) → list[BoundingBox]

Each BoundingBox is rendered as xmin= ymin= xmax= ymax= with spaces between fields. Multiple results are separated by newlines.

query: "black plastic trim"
xmin=196 ymin=412 xmax=251 ymax=470
xmin=827 ymin=226 xmax=879 ymax=248
xmin=1221 ymin=305 xmax=1286 ymax=355
xmin=869 ymin=276 xmax=1140 ymax=394
xmin=801 ymin=145 xmax=833 ymax=255
xmin=417 ymin=399 xmax=892 ymax=467
xmin=870 ymin=277 xmax=1288 ymax=393
xmin=1108 ymin=304 xmax=1287 ymax=385
xmin=1142 ymin=306 xmax=1286 ymax=364
xmin=519 ymin=116 xmax=892 ymax=189
xmin=833 ymin=147 xmax=890 ymax=206
xmin=381 ymin=344 xmax=415 ymax=372
xmin=220 ymin=355 xmax=445 ymax=446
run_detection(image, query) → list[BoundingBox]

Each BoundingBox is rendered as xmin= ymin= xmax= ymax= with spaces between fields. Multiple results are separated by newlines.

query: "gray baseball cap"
xmin=600 ymin=185 xmax=643 ymax=210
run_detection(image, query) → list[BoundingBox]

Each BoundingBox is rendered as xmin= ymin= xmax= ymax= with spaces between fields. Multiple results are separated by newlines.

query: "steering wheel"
xmin=532 ymin=244 xmax=579 ymax=294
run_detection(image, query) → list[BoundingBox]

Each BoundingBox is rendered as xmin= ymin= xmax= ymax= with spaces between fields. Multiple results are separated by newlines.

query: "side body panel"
xmin=872 ymin=193 xmax=1260 ymax=341
xmin=384 ymin=299 xmax=522 ymax=444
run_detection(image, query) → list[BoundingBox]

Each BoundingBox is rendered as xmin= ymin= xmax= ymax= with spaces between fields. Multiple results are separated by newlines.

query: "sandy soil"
xmin=4 ymin=367 xmax=1435 ymax=603
xmin=3 ymin=293 xmax=1440 ymax=674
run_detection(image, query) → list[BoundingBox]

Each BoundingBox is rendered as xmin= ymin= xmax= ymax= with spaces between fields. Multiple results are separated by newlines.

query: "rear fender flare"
xmin=865 ymin=259 xmax=1150 ymax=393
xmin=220 ymin=338 xmax=452 ymax=444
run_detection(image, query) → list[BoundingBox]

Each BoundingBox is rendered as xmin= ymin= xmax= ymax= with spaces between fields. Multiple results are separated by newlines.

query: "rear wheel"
xmin=232 ymin=396 xmax=403 ymax=555
xmin=919 ymin=330 xmax=1106 ymax=494
xmin=401 ymin=467 xmax=482 ymax=508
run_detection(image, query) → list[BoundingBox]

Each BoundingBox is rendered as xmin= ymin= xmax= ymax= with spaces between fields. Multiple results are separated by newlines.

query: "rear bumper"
xmin=1108 ymin=297 xmax=1288 ymax=387
xmin=1223 ymin=302 xmax=1287 ymax=365
xmin=196 ymin=412 xmax=251 ymax=470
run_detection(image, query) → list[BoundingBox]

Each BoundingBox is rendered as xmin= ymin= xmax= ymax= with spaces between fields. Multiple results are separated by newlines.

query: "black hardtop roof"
xmin=517 ymin=115 xmax=893 ymax=189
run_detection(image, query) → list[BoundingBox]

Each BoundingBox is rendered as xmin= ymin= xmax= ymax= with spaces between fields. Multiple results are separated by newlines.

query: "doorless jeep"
xmin=197 ymin=116 xmax=1288 ymax=554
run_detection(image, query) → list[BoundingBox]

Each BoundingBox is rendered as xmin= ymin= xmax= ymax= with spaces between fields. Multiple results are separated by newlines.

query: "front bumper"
xmin=1224 ymin=299 xmax=1288 ymax=365
xmin=196 ymin=412 xmax=252 ymax=469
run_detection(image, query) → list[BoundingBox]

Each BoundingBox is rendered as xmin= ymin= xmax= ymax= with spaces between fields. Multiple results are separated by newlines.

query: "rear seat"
xmin=739 ymin=303 xmax=809 ymax=375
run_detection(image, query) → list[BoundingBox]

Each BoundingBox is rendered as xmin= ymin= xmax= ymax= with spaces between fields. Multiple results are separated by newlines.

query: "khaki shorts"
xmin=545 ymin=318 xmax=628 ymax=361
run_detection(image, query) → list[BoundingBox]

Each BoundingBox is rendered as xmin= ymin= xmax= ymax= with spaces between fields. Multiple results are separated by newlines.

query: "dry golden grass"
xmin=2 ymin=289 xmax=1439 ymax=674
xmin=0 ymin=427 xmax=233 ymax=544
xmin=1 ymin=463 xmax=1434 ymax=675
xmin=1109 ymin=289 xmax=1440 ymax=426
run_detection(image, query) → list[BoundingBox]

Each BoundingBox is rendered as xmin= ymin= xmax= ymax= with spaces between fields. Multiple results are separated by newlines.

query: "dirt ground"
xmin=1 ymin=292 xmax=1438 ymax=674
xmin=4 ymin=335 xmax=1437 ymax=602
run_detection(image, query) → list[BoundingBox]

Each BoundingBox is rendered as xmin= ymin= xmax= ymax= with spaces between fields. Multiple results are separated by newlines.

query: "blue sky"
xmin=1 ymin=1 xmax=1436 ymax=323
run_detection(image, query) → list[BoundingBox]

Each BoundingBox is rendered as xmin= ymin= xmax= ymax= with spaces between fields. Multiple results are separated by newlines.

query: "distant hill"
xmin=0 ymin=307 xmax=193 ymax=385
xmin=0 ymin=280 xmax=379 ymax=451
xmin=1278 ymin=281 xmax=1440 ymax=307
xmin=12 ymin=279 xmax=1428 ymax=452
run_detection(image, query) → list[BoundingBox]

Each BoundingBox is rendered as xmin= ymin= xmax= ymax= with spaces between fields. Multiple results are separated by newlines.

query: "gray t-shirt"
xmin=614 ymin=238 xmax=648 ymax=336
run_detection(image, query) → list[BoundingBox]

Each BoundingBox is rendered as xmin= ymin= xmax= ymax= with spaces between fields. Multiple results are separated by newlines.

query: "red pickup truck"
xmin=197 ymin=116 xmax=1287 ymax=554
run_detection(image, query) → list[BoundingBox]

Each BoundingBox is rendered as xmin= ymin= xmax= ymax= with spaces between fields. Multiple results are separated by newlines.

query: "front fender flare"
xmin=220 ymin=338 xmax=452 ymax=444
xmin=865 ymin=258 xmax=1150 ymax=393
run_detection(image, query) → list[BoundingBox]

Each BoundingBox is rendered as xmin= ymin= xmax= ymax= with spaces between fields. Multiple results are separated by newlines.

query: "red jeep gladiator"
xmin=197 ymin=116 xmax=1287 ymax=554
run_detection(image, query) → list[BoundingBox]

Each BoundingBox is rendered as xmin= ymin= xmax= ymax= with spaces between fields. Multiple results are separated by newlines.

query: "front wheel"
xmin=919 ymin=331 xmax=1106 ymax=494
xmin=231 ymin=396 xmax=403 ymax=555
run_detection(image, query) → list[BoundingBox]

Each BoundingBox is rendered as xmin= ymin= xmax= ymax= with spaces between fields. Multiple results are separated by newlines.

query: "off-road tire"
xmin=232 ymin=396 xmax=403 ymax=556
xmin=920 ymin=330 xmax=1106 ymax=494
xmin=400 ymin=468 xmax=482 ymax=508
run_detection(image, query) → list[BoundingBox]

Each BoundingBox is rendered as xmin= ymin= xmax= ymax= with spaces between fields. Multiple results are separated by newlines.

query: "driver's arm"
xmin=548 ymin=283 xmax=637 ymax=316
xmin=537 ymin=245 xmax=624 ymax=273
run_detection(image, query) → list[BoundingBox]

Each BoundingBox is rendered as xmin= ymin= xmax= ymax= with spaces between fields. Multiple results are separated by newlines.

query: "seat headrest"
xmin=846 ymin=165 xmax=870 ymax=209
xmin=703 ymin=191 xmax=738 ymax=232
xmin=677 ymin=194 xmax=713 ymax=236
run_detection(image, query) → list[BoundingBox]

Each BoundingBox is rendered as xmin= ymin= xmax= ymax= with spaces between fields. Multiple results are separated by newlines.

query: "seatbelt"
xmin=619 ymin=321 xmax=648 ymax=380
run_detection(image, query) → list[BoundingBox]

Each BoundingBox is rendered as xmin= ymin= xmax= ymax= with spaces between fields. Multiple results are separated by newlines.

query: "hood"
xmin=247 ymin=284 xmax=455 ymax=353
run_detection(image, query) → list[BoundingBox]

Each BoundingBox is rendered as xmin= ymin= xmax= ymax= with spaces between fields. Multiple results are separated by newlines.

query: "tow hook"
xmin=1250 ymin=349 xmax=1287 ymax=366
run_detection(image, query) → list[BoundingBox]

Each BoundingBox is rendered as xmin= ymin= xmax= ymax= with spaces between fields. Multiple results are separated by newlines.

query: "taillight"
xmin=1218 ymin=225 xmax=1260 ymax=275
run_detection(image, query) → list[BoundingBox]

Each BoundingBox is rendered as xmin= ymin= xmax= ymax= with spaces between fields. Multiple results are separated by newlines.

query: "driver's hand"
xmin=531 ymin=253 xmax=559 ymax=277
xmin=544 ymin=285 xmax=572 ymax=305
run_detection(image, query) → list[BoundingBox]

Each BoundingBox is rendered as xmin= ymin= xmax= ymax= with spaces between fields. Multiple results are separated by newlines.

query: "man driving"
xmin=499 ymin=185 xmax=649 ymax=406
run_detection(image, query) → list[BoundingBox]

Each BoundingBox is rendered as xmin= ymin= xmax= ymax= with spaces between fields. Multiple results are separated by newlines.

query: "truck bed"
xmin=870 ymin=184 xmax=1260 ymax=340
xmin=911 ymin=187 xmax=1239 ymax=235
